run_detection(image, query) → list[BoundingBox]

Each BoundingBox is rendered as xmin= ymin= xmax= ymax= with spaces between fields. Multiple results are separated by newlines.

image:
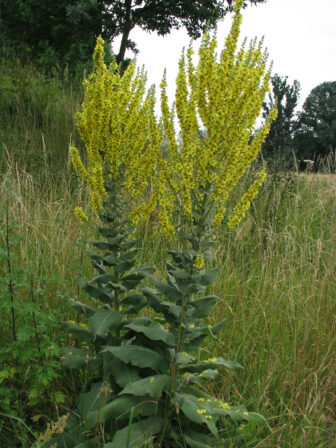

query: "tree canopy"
xmin=294 ymin=81 xmax=336 ymax=168
xmin=262 ymin=74 xmax=300 ymax=168
xmin=0 ymin=0 xmax=265 ymax=72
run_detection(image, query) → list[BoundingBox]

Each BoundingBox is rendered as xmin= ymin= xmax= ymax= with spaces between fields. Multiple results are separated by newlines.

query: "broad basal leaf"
xmin=103 ymin=345 xmax=168 ymax=371
xmin=199 ymin=269 xmax=219 ymax=286
xmin=174 ymin=392 xmax=218 ymax=435
xmin=112 ymin=358 xmax=141 ymax=388
xmin=147 ymin=277 xmax=182 ymax=302
xmin=89 ymin=309 xmax=123 ymax=338
xmin=68 ymin=299 xmax=95 ymax=317
xmin=100 ymin=396 xmax=157 ymax=423
xmin=120 ymin=375 xmax=170 ymax=399
xmin=104 ymin=416 xmax=161 ymax=448
xmin=83 ymin=284 xmax=111 ymax=303
xmin=125 ymin=320 xmax=175 ymax=346
xmin=190 ymin=295 xmax=218 ymax=318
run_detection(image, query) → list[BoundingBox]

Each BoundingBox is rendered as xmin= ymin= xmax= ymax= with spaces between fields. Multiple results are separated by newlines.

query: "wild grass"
xmin=0 ymin=61 xmax=335 ymax=447
xmin=1 ymin=164 xmax=335 ymax=447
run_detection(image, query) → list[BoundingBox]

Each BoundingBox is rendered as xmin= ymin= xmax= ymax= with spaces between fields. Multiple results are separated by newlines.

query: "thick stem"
xmin=6 ymin=195 xmax=16 ymax=341
xmin=159 ymin=294 xmax=186 ymax=446
xmin=176 ymin=295 xmax=185 ymax=354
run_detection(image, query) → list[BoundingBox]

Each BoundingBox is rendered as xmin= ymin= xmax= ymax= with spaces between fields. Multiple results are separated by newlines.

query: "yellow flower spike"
xmin=154 ymin=0 xmax=276 ymax=237
xmin=228 ymin=168 xmax=267 ymax=229
xmin=72 ymin=36 xmax=165 ymax=225
xmin=70 ymin=147 xmax=87 ymax=180
xmin=74 ymin=207 xmax=89 ymax=224
xmin=194 ymin=254 xmax=205 ymax=270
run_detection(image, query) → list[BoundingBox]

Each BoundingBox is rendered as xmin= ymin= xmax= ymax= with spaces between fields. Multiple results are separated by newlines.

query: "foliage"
xmin=294 ymin=81 xmax=336 ymax=169
xmin=156 ymin=9 xmax=277 ymax=235
xmin=0 ymin=0 xmax=113 ymax=74
xmin=70 ymin=40 xmax=161 ymax=222
xmin=47 ymin=1 xmax=277 ymax=446
xmin=0 ymin=0 xmax=265 ymax=73
xmin=262 ymin=74 xmax=300 ymax=169
xmin=105 ymin=0 xmax=266 ymax=65
xmin=0 ymin=57 xmax=81 ymax=183
xmin=0 ymin=177 xmax=64 ymax=446
xmin=1 ymin=157 xmax=336 ymax=445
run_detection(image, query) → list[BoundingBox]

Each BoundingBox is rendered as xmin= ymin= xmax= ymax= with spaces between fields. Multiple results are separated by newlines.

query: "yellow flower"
xmin=156 ymin=0 xmax=276 ymax=236
xmin=74 ymin=207 xmax=88 ymax=223
xmin=72 ymin=36 xmax=163 ymax=225
xmin=194 ymin=254 xmax=205 ymax=270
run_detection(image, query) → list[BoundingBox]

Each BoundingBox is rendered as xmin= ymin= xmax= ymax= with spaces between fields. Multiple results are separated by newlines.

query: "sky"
xmin=112 ymin=0 xmax=336 ymax=113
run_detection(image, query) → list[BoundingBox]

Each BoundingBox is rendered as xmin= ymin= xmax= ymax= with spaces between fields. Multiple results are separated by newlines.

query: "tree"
xmin=0 ymin=0 xmax=265 ymax=72
xmin=0 ymin=0 xmax=112 ymax=73
xmin=106 ymin=0 xmax=266 ymax=65
xmin=294 ymin=81 xmax=336 ymax=169
xmin=262 ymin=74 xmax=300 ymax=168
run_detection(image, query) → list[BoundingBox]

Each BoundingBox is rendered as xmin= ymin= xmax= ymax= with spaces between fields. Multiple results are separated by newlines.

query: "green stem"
xmin=176 ymin=295 xmax=185 ymax=354
xmin=159 ymin=294 xmax=186 ymax=446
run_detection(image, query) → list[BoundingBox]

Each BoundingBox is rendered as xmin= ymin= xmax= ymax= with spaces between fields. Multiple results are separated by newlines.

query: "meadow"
xmin=0 ymin=58 xmax=335 ymax=447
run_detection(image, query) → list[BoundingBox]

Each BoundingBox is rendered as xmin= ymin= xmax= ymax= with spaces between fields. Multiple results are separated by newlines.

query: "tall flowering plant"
xmin=49 ymin=1 xmax=277 ymax=447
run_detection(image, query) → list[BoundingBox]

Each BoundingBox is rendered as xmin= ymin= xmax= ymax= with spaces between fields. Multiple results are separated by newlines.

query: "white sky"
xmin=112 ymin=0 xmax=336 ymax=113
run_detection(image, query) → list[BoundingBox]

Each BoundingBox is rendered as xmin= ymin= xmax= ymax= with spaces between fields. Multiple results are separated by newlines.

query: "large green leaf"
xmin=147 ymin=277 xmax=182 ymax=302
xmin=125 ymin=320 xmax=175 ymax=346
xmin=68 ymin=299 xmax=95 ymax=317
xmin=88 ymin=273 xmax=115 ymax=285
xmin=210 ymin=319 xmax=227 ymax=337
xmin=89 ymin=309 xmax=123 ymax=338
xmin=114 ymin=259 xmax=136 ymax=272
xmin=83 ymin=284 xmax=111 ymax=303
xmin=142 ymin=287 xmax=181 ymax=320
xmin=174 ymin=392 xmax=218 ymax=435
xmin=112 ymin=358 xmax=141 ymax=388
xmin=91 ymin=240 xmax=120 ymax=250
xmin=103 ymin=345 xmax=168 ymax=371
xmin=199 ymin=269 xmax=219 ymax=286
xmin=190 ymin=296 xmax=218 ymax=318
xmin=104 ymin=417 xmax=161 ymax=448
xmin=100 ymin=396 xmax=157 ymax=423
xmin=184 ymin=429 xmax=220 ymax=448
xmin=78 ymin=381 xmax=111 ymax=420
xmin=120 ymin=238 xmax=141 ymax=250
xmin=120 ymin=375 xmax=170 ymax=399
xmin=199 ymin=356 xmax=242 ymax=370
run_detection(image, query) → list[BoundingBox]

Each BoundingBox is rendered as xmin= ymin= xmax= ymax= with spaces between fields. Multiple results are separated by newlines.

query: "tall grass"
xmin=0 ymin=57 xmax=82 ymax=186
xmin=0 ymin=62 xmax=335 ymax=447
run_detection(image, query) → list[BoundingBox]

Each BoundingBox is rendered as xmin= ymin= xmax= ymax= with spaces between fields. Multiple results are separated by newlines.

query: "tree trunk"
xmin=116 ymin=0 xmax=133 ymax=66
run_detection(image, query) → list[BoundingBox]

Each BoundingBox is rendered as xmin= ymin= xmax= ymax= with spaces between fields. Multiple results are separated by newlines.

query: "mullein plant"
xmin=48 ymin=1 xmax=277 ymax=446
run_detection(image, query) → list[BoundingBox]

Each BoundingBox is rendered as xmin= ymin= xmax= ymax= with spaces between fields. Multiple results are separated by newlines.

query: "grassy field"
xmin=1 ymin=166 xmax=335 ymax=447
xmin=0 ymin=60 xmax=335 ymax=447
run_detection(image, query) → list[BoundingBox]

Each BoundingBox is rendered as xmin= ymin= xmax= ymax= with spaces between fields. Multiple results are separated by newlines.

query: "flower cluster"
xmin=71 ymin=36 xmax=162 ymax=222
xmin=157 ymin=0 xmax=277 ymax=234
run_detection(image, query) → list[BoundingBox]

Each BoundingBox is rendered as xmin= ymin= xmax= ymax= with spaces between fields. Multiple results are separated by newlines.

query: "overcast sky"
xmin=112 ymin=0 xmax=336 ymax=113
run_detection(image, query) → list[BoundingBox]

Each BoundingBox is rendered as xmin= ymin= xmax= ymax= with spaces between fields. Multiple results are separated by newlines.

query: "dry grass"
xmin=1 ymin=168 xmax=335 ymax=447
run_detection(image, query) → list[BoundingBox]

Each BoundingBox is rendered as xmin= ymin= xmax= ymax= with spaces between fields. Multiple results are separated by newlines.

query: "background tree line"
xmin=262 ymin=76 xmax=336 ymax=170
xmin=0 ymin=0 xmax=335 ymax=170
